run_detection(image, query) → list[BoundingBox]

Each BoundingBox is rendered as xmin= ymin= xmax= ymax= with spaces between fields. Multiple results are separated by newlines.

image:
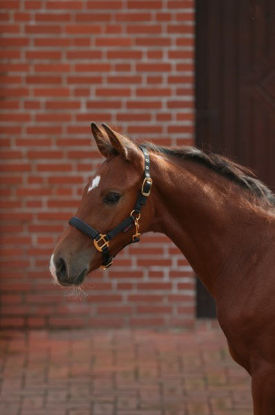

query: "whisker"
xmin=64 ymin=285 xmax=88 ymax=300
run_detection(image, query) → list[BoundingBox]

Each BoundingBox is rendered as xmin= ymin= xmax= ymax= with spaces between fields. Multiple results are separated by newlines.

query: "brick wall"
xmin=0 ymin=0 xmax=195 ymax=329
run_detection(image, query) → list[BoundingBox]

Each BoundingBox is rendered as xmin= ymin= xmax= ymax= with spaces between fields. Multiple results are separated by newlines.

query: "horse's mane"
xmin=144 ymin=143 xmax=275 ymax=207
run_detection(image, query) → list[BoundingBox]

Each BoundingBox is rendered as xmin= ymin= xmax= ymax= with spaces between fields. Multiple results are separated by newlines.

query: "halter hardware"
xmin=94 ymin=234 xmax=109 ymax=252
xmin=69 ymin=146 xmax=152 ymax=269
xmin=141 ymin=177 xmax=153 ymax=196
xmin=130 ymin=210 xmax=141 ymax=243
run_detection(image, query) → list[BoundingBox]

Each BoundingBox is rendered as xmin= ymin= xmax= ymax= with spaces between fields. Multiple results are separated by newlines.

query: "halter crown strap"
xmin=68 ymin=145 xmax=152 ymax=269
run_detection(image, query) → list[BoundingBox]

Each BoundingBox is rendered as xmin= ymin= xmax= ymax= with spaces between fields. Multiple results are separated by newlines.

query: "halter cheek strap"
xmin=68 ymin=146 xmax=152 ymax=269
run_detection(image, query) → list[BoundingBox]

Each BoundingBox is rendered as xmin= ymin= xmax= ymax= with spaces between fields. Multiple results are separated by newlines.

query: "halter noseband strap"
xmin=68 ymin=146 xmax=152 ymax=269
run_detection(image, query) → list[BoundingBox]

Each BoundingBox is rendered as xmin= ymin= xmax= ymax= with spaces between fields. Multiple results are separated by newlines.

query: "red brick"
xmin=137 ymin=282 xmax=172 ymax=290
xmin=117 ymin=113 xmax=151 ymax=122
xmin=0 ymin=318 xmax=25 ymax=328
xmin=0 ymin=50 xmax=20 ymax=59
xmin=0 ymin=163 xmax=31 ymax=172
xmin=14 ymin=12 xmax=31 ymax=21
xmin=156 ymin=12 xmax=172 ymax=21
xmin=67 ymin=76 xmax=102 ymax=84
xmin=0 ymin=99 xmax=19 ymax=108
xmin=75 ymin=63 xmax=111 ymax=72
xmin=35 ymin=113 xmax=72 ymax=122
xmin=33 ymin=88 xmax=70 ymax=97
xmin=95 ymin=38 xmax=132 ymax=47
xmin=35 ymin=12 xmax=71 ymax=22
xmin=114 ymin=63 xmax=131 ymax=71
xmin=137 ymin=88 xmax=171 ymax=97
xmin=45 ymin=101 xmax=81 ymax=110
xmin=66 ymin=50 xmax=102 ymax=59
xmin=0 ymin=23 xmax=20 ymax=33
xmin=168 ymin=24 xmax=194 ymax=34
xmin=127 ymin=125 xmax=162 ymax=134
xmin=127 ymin=1 xmax=162 ymax=9
xmin=147 ymin=50 xmax=163 ymax=59
xmin=96 ymin=88 xmax=131 ymax=97
xmin=107 ymin=50 xmax=142 ymax=60
xmin=118 ymin=11 xmax=151 ymax=21
xmin=0 ymin=12 xmax=9 ymax=20
xmin=137 ymin=305 xmax=172 ymax=314
xmin=87 ymin=100 xmax=122 ymax=109
xmin=168 ymin=50 xmax=194 ymax=59
xmin=37 ymin=164 xmax=72 ymax=173
xmin=0 ymin=150 xmax=23 ymax=158
xmin=75 ymin=12 xmax=111 ymax=22
xmin=48 ymin=176 xmax=83 ymax=185
xmin=130 ymin=317 xmax=165 ymax=327
xmin=168 ymin=0 xmax=193 ymax=8
xmin=0 ymin=63 xmax=29 ymax=73
xmin=27 ymin=150 xmax=63 ymax=159
xmin=65 ymin=24 xmax=101 ymax=34
xmin=97 ymin=306 xmax=132 ymax=315
xmin=135 ymin=37 xmax=171 ymax=46
xmin=146 ymin=74 xmax=163 ymax=83
xmin=46 ymin=1 xmax=83 ymax=9
xmin=168 ymin=125 xmax=194 ymax=134
xmin=136 ymin=63 xmax=171 ymax=72
xmin=34 ymin=63 xmax=71 ymax=72
xmin=16 ymin=187 xmax=53 ymax=197
xmin=72 ymin=37 xmax=90 ymax=46
xmin=87 ymin=1 xmax=122 ymax=9
xmin=0 ymin=0 xmax=20 ymax=9
xmin=0 ymin=75 xmax=22 ymax=84
xmin=127 ymin=101 xmax=161 ymax=109
xmin=0 ymin=113 xmax=30 ymax=122
xmin=25 ymin=24 xmax=61 ymax=34
xmin=75 ymin=114 xmax=112 ymax=123
xmin=127 ymin=24 xmax=161 ymax=34
xmin=0 ymin=37 xmax=29 ymax=47
xmin=26 ymin=51 xmax=62 ymax=60
xmin=26 ymin=126 xmax=62 ymax=134
xmin=25 ymin=0 xmax=42 ymax=9
xmin=0 ymin=87 xmax=29 ymax=97
xmin=27 ymin=75 xmax=62 ymax=84
xmin=34 ymin=38 xmax=71 ymax=47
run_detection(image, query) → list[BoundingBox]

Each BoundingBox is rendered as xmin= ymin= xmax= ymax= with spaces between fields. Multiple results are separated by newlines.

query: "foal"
xmin=51 ymin=123 xmax=275 ymax=414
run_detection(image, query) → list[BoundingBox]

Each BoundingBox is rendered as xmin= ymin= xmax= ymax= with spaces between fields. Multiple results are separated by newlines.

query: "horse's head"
xmin=50 ymin=123 xmax=154 ymax=286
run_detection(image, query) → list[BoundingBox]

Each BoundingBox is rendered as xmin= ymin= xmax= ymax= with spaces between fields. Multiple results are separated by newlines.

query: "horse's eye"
xmin=103 ymin=192 xmax=121 ymax=205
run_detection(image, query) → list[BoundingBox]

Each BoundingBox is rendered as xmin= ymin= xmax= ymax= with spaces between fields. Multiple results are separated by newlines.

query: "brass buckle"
xmin=94 ymin=234 xmax=109 ymax=252
xmin=130 ymin=210 xmax=141 ymax=242
xmin=141 ymin=177 xmax=152 ymax=196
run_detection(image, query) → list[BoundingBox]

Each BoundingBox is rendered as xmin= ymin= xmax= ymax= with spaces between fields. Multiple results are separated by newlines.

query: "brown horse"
xmin=50 ymin=123 xmax=275 ymax=414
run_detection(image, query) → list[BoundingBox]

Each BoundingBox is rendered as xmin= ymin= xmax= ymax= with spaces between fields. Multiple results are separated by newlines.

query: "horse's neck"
xmin=149 ymin=153 xmax=271 ymax=296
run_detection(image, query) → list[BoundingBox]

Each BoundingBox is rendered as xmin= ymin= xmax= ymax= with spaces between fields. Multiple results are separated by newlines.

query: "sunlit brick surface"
xmin=0 ymin=323 xmax=252 ymax=414
xmin=0 ymin=0 xmax=195 ymax=328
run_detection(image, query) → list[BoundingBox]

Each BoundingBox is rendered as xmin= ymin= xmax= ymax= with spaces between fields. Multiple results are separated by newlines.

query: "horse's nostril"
xmin=55 ymin=257 xmax=67 ymax=280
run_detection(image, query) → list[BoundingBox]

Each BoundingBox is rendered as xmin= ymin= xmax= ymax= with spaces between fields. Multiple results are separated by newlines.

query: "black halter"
xmin=68 ymin=146 xmax=152 ymax=269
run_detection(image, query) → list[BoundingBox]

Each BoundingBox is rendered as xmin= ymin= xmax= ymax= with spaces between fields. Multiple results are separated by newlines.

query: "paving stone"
xmin=0 ymin=324 xmax=253 ymax=414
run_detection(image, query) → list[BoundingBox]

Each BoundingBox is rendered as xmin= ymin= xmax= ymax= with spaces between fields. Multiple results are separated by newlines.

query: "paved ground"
xmin=0 ymin=322 xmax=253 ymax=415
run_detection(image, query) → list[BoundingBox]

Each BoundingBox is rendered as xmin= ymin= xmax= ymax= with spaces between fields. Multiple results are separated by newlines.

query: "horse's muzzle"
xmin=50 ymin=254 xmax=88 ymax=286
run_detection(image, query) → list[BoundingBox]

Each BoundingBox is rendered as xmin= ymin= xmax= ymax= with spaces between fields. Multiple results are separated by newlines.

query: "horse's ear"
xmin=90 ymin=122 xmax=114 ymax=158
xmin=101 ymin=123 xmax=141 ymax=164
